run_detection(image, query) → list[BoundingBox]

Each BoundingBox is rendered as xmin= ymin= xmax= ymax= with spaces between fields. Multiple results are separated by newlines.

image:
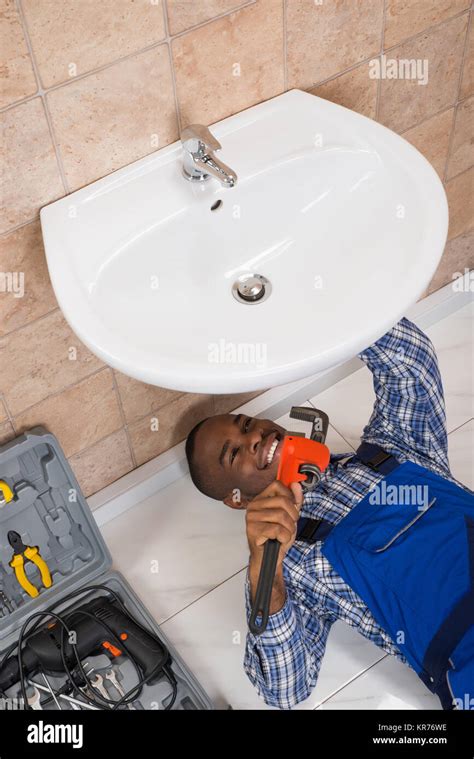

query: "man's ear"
xmin=223 ymin=491 xmax=249 ymax=510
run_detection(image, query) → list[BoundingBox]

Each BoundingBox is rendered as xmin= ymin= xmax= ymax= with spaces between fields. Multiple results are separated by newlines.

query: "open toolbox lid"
xmin=0 ymin=427 xmax=112 ymax=653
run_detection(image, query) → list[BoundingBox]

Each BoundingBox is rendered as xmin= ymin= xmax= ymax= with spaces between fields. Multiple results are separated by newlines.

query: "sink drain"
xmin=232 ymin=273 xmax=271 ymax=304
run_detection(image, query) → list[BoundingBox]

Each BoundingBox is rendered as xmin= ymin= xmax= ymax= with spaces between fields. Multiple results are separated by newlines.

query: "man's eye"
xmin=244 ymin=417 xmax=252 ymax=432
xmin=231 ymin=448 xmax=239 ymax=464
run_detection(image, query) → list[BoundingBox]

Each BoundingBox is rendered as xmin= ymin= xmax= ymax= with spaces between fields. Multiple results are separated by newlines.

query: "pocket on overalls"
xmin=347 ymin=497 xmax=437 ymax=554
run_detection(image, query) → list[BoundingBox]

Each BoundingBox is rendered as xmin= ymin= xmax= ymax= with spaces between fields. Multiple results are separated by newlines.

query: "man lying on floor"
xmin=185 ymin=319 xmax=474 ymax=710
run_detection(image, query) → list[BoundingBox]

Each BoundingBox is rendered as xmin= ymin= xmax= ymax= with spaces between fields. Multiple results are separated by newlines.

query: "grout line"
xmin=16 ymin=0 xmax=70 ymax=195
xmin=308 ymin=6 xmax=470 ymax=95
xmin=7 ymin=365 xmax=107 ymax=419
xmin=0 ymin=394 xmax=17 ymax=436
xmin=68 ymin=382 xmax=188 ymax=467
xmin=313 ymin=654 xmax=389 ymax=709
xmin=307 ymin=52 xmax=378 ymax=93
xmin=0 ymin=216 xmax=45 ymax=239
xmin=443 ymin=163 xmax=473 ymax=185
xmin=0 ymin=305 xmax=60 ymax=338
xmin=162 ymin=2 xmax=183 ymax=135
xmin=111 ymin=372 xmax=137 ymax=469
xmin=447 ymin=417 xmax=474 ymax=437
xmin=444 ymin=8 xmax=472 ymax=183
xmin=282 ymin=0 xmax=288 ymax=91
xmin=159 ymin=566 xmax=248 ymax=627
xmin=382 ymin=7 xmax=470 ymax=54
xmin=165 ymin=0 xmax=255 ymax=40
xmin=375 ymin=0 xmax=386 ymax=125
xmin=0 ymin=305 xmax=58 ymax=340
xmin=2 ymin=1 xmax=256 ymax=116
xmin=399 ymin=103 xmax=455 ymax=136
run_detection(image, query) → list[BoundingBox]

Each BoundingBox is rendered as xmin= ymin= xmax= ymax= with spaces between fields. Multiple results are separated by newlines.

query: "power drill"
xmin=0 ymin=596 xmax=169 ymax=691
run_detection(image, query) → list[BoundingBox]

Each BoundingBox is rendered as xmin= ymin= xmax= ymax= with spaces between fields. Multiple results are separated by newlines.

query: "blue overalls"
xmin=297 ymin=443 xmax=474 ymax=710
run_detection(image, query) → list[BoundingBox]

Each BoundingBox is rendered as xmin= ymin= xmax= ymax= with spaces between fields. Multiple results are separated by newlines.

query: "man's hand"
xmin=246 ymin=480 xmax=303 ymax=614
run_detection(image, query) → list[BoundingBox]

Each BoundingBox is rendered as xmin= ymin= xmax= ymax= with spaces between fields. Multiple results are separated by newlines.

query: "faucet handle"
xmin=180 ymin=124 xmax=222 ymax=154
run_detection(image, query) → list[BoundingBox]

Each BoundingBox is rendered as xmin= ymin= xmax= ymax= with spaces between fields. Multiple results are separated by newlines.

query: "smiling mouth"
xmin=266 ymin=438 xmax=279 ymax=465
xmin=259 ymin=431 xmax=283 ymax=469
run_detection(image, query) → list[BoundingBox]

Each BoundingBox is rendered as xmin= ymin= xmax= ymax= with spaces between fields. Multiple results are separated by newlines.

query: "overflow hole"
xmin=210 ymin=199 xmax=223 ymax=212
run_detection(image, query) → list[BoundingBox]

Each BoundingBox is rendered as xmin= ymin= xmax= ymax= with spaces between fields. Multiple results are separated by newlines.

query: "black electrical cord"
xmin=1 ymin=584 xmax=174 ymax=711
xmin=16 ymin=610 xmax=89 ymax=711
xmin=62 ymin=608 xmax=146 ymax=708
xmin=161 ymin=665 xmax=178 ymax=711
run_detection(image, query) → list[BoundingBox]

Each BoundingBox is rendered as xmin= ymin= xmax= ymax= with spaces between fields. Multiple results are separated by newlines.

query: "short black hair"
xmin=185 ymin=417 xmax=218 ymax=499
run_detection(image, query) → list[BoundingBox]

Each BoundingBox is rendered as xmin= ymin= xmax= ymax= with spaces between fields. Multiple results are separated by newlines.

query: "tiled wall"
xmin=1 ymin=0 xmax=473 ymax=497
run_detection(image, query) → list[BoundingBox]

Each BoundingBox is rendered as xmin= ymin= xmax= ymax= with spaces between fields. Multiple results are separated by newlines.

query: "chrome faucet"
xmin=180 ymin=124 xmax=237 ymax=187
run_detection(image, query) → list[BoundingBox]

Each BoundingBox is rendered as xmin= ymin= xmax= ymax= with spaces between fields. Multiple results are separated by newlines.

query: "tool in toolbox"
xmin=7 ymin=530 xmax=53 ymax=598
xmin=0 ymin=590 xmax=14 ymax=614
xmin=104 ymin=668 xmax=135 ymax=710
xmin=248 ymin=406 xmax=330 ymax=636
xmin=0 ymin=594 xmax=168 ymax=693
xmin=0 ymin=427 xmax=212 ymax=711
xmin=0 ymin=480 xmax=15 ymax=508
xmin=26 ymin=684 xmax=42 ymax=710
xmin=29 ymin=680 xmax=98 ymax=710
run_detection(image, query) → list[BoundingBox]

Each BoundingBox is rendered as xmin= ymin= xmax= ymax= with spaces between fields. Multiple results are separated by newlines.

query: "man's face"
xmin=193 ymin=414 xmax=286 ymax=507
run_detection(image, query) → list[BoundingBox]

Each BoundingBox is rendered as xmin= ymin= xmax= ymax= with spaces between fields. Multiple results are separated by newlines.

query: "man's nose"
xmin=246 ymin=429 xmax=262 ymax=454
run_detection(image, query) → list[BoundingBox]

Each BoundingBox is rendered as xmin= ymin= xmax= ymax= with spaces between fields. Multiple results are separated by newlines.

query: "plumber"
xmin=185 ymin=318 xmax=474 ymax=710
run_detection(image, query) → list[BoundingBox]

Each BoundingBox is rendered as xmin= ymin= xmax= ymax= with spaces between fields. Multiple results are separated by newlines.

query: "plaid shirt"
xmin=244 ymin=318 xmax=453 ymax=709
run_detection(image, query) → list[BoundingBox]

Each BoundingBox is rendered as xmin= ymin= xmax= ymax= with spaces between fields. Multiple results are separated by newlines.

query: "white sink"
xmin=41 ymin=90 xmax=448 ymax=393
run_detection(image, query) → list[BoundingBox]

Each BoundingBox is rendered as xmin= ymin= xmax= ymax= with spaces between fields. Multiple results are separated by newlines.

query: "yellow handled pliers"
xmin=8 ymin=530 xmax=52 ymax=598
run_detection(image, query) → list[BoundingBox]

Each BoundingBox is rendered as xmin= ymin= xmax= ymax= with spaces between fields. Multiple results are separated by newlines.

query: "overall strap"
xmin=296 ymin=516 xmax=335 ymax=544
xmin=355 ymin=442 xmax=400 ymax=475
xmin=296 ymin=444 xmax=401 ymax=544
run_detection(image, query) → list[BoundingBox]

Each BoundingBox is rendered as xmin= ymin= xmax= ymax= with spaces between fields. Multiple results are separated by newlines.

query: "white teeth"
xmin=267 ymin=439 xmax=278 ymax=464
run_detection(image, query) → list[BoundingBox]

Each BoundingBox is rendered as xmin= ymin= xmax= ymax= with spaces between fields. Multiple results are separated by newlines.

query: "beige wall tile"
xmin=213 ymin=391 xmax=262 ymax=415
xmin=0 ymin=421 xmax=15 ymax=446
xmin=287 ymin=0 xmax=383 ymax=90
xmin=129 ymin=392 xmax=214 ymax=466
xmin=460 ymin=14 xmax=473 ymax=99
xmin=114 ymin=371 xmax=183 ymax=425
xmin=428 ymin=229 xmax=474 ymax=293
xmin=446 ymin=96 xmax=474 ymax=179
xmin=378 ymin=14 xmax=467 ymax=132
xmin=172 ymin=0 xmax=284 ymax=126
xmin=401 ymin=108 xmax=454 ymax=178
xmin=69 ymin=429 xmax=133 ymax=498
xmin=47 ymin=45 xmax=178 ymax=192
xmin=0 ymin=0 xmax=36 ymax=107
xmin=445 ymin=166 xmax=474 ymax=240
xmin=309 ymin=60 xmax=378 ymax=119
xmin=0 ymin=98 xmax=64 ymax=234
xmin=22 ymin=0 xmax=166 ymax=88
xmin=384 ymin=0 xmax=469 ymax=49
xmin=0 ymin=309 xmax=103 ymax=415
xmin=0 ymin=221 xmax=57 ymax=336
xmin=14 ymin=369 xmax=122 ymax=458
xmin=167 ymin=0 xmax=248 ymax=35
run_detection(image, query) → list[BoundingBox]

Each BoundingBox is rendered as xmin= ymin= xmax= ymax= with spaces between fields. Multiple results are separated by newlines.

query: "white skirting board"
xmin=89 ymin=273 xmax=473 ymax=528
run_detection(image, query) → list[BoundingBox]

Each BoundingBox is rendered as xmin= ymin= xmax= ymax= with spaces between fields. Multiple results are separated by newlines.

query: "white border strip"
xmin=90 ymin=274 xmax=473 ymax=528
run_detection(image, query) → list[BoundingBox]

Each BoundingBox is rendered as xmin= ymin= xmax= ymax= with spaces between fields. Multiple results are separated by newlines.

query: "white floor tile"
xmin=318 ymin=655 xmax=441 ymax=710
xmin=448 ymin=419 xmax=474 ymax=490
xmin=101 ymin=473 xmax=249 ymax=624
xmin=161 ymin=569 xmax=386 ymax=710
xmin=308 ymin=368 xmax=373 ymax=450
xmin=425 ymin=302 xmax=473 ymax=432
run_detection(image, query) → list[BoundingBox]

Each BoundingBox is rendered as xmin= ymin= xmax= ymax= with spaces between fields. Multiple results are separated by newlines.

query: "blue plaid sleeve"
xmin=243 ymin=572 xmax=333 ymax=709
xmin=358 ymin=318 xmax=449 ymax=473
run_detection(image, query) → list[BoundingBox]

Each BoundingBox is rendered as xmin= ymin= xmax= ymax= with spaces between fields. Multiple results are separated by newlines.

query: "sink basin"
xmin=41 ymin=90 xmax=448 ymax=393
